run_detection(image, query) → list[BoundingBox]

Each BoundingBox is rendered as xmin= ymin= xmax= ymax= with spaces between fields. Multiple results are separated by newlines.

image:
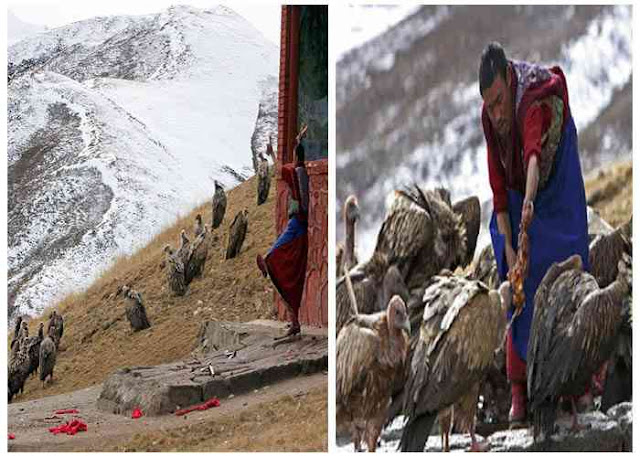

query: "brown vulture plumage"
xmin=257 ymin=154 xmax=270 ymax=206
xmin=527 ymin=253 xmax=632 ymax=440
xmin=194 ymin=214 xmax=204 ymax=237
xmin=336 ymin=244 xmax=345 ymax=278
xmin=399 ymin=276 xmax=510 ymax=452
xmin=47 ymin=310 xmax=64 ymax=349
xmin=26 ymin=322 xmax=45 ymax=378
xmin=336 ymin=253 xmax=408 ymax=334
xmin=212 ymin=180 xmax=227 ymax=229
xmin=185 ymin=225 xmax=209 ymax=284
xmin=122 ymin=285 xmax=151 ymax=331
xmin=163 ymin=245 xmax=187 ymax=296
xmin=452 ymin=196 xmax=481 ymax=267
xmin=9 ymin=322 xmax=32 ymax=401
xmin=374 ymin=185 xmax=472 ymax=291
xmin=225 ymin=209 xmax=248 ymax=260
xmin=589 ymin=221 xmax=631 ymax=288
xmin=336 ymin=295 xmax=411 ymax=452
xmin=470 ymin=243 xmax=500 ymax=289
xmin=39 ymin=326 xmax=57 ymax=388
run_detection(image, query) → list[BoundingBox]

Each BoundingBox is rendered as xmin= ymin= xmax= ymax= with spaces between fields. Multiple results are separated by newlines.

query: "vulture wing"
xmin=400 ymin=276 xmax=503 ymax=451
xmin=452 ymin=196 xmax=481 ymax=267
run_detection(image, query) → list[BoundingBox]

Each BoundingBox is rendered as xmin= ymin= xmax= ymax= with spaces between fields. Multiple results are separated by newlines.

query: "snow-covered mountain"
xmin=336 ymin=5 xmax=632 ymax=261
xmin=8 ymin=5 xmax=279 ymax=319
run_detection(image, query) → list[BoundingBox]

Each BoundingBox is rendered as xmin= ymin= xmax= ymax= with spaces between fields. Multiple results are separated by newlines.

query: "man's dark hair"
xmin=295 ymin=143 xmax=305 ymax=162
xmin=479 ymin=42 xmax=508 ymax=96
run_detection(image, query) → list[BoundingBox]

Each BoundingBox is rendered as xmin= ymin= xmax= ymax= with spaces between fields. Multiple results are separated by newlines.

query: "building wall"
xmin=275 ymin=5 xmax=328 ymax=327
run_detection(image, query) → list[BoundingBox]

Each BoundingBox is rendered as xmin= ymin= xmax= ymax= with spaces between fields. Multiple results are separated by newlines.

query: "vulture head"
xmin=344 ymin=195 xmax=360 ymax=225
xmin=180 ymin=230 xmax=189 ymax=247
xmin=214 ymin=180 xmax=222 ymax=191
xmin=195 ymin=214 xmax=202 ymax=224
xmin=20 ymin=321 xmax=29 ymax=338
xmin=387 ymin=295 xmax=411 ymax=339
xmin=121 ymin=284 xmax=131 ymax=297
xmin=163 ymin=244 xmax=173 ymax=255
xmin=38 ymin=322 xmax=44 ymax=339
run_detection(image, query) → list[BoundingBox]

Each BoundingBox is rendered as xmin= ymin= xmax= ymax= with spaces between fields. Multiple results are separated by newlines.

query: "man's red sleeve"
xmin=522 ymin=103 xmax=544 ymax=172
xmin=483 ymin=109 xmax=508 ymax=213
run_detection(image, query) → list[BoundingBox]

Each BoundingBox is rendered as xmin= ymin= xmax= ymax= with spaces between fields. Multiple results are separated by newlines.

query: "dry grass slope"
xmin=107 ymin=386 xmax=328 ymax=452
xmin=584 ymin=160 xmax=632 ymax=228
xmin=13 ymin=174 xmax=277 ymax=402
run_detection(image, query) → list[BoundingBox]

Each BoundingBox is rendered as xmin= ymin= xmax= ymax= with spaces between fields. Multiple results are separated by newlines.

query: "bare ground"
xmin=8 ymin=372 xmax=327 ymax=452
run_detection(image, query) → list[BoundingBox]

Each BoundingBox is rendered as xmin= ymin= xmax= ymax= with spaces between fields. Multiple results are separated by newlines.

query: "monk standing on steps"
xmin=479 ymin=42 xmax=590 ymax=425
xmin=257 ymin=125 xmax=310 ymax=337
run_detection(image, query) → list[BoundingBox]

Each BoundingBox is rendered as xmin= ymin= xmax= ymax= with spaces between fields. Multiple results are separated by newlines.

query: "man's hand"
xmin=521 ymin=200 xmax=534 ymax=228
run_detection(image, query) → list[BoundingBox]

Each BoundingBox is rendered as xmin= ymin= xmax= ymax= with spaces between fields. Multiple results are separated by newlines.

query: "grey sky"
xmin=8 ymin=0 xmax=281 ymax=44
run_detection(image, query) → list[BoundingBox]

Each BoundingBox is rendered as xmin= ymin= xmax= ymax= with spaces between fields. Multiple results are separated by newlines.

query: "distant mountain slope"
xmin=336 ymin=5 xmax=632 ymax=258
xmin=8 ymin=5 xmax=279 ymax=320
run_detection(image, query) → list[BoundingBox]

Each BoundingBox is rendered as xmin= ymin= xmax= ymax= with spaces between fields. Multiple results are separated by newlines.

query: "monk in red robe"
xmin=257 ymin=126 xmax=310 ymax=336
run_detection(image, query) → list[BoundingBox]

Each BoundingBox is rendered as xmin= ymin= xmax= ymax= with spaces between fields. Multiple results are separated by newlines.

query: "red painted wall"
xmin=275 ymin=6 xmax=328 ymax=327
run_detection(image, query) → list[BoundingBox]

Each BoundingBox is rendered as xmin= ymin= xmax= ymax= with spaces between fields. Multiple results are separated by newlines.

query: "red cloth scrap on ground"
xmin=8 ymin=433 xmax=15 ymax=440
xmin=49 ymin=419 xmax=87 ymax=435
xmin=54 ymin=409 xmax=79 ymax=415
xmin=175 ymin=398 xmax=220 ymax=416
xmin=132 ymin=408 xmax=143 ymax=419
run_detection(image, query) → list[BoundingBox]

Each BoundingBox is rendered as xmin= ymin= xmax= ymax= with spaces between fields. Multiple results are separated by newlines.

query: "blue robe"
xmin=489 ymin=115 xmax=590 ymax=361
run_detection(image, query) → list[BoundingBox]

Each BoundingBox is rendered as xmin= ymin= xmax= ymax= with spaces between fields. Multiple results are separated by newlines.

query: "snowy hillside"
xmin=336 ymin=5 xmax=632 ymax=260
xmin=8 ymin=5 xmax=279 ymax=319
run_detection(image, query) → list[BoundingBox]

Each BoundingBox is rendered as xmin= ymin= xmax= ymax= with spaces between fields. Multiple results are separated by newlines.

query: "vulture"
xmin=337 ymin=295 xmax=411 ymax=452
xmin=26 ymin=322 xmax=45 ymax=378
xmin=527 ymin=253 xmax=632 ymax=440
xmin=336 ymin=195 xmax=360 ymax=276
xmin=257 ymin=153 xmax=271 ymax=206
xmin=212 ymin=180 xmax=227 ymax=229
xmin=39 ymin=326 xmax=57 ymax=388
xmin=176 ymin=230 xmax=191 ymax=267
xmin=470 ymin=243 xmax=500 ymax=289
xmin=336 ymin=254 xmax=408 ymax=334
xmin=122 ymin=285 xmax=151 ymax=331
xmin=399 ymin=276 xmax=511 ymax=452
xmin=601 ymin=294 xmax=632 ymax=412
xmin=194 ymin=214 xmax=204 ymax=237
xmin=185 ymin=225 xmax=209 ymax=284
xmin=163 ymin=245 xmax=187 ymax=296
xmin=374 ymin=185 xmax=477 ymax=291
xmin=589 ymin=220 xmax=631 ymax=288
xmin=226 ymin=209 xmax=248 ymax=260
xmin=9 ymin=323 xmax=32 ymax=401
xmin=47 ymin=310 xmax=64 ymax=349
xmin=11 ymin=315 xmax=22 ymax=344
xmin=452 ymin=196 xmax=481 ymax=266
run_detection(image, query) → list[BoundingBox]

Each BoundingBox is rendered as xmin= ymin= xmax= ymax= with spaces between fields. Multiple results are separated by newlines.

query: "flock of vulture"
xmin=336 ymin=185 xmax=632 ymax=452
xmin=9 ymin=311 xmax=64 ymax=401
xmin=8 ymin=165 xmax=274 ymax=403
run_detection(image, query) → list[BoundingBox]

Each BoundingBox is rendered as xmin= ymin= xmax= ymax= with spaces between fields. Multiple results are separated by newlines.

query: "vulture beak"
xmin=402 ymin=318 xmax=411 ymax=335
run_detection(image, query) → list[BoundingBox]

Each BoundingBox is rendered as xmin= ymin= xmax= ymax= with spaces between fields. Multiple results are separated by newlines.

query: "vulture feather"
xmin=26 ymin=323 xmax=45 ymax=378
xmin=212 ymin=180 xmax=227 ymax=229
xmin=186 ymin=225 xmax=209 ymax=284
xmin=194 ymin=214 xmax=204 ymax=237
xmin=226 ymin=209 xmax=248 ymax=260
xmin=8 ymin=324 xmax=32 ymax=401
xmin=257 ymin=154 xmax=271 ymax=206
xmin=336 ymin=295 xmax=411 ymax=452
xmin=589 ymin=223 xmax=631 ymax=288
xmin=39 ymin=326 xmax=57 ymax=388
xmin=176 ymin=230 xmax=191 ymax=267
xmin=122 ymin=286 xmax=151 ymax=331
xmin=336 ymin=253 xmax=407 ymax=334
xmin=470 ymin=243 xmax=500 ymax=289
xmin=374 ymin=185 xmax=468 ymax=290
xmin=527 ymin=253 xmax=632 ymax=440
xmin=399 ymin=276 xmax=510 ymax=452
xmin=452 ymin=196 xmax=481 ymax=267
xmin=163 ymin=245 xmax=187 ymax=296
xmin=47 ymin=310 xmax=64 ymax=349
